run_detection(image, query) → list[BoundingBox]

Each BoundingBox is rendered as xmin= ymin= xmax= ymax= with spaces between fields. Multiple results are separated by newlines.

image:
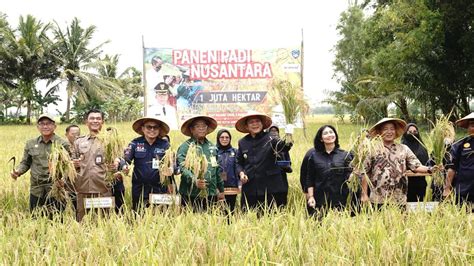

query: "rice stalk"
xmin=159 ymin=149 xmax=175 ymax=186
xmin=97 ymin=127 xmax=125 ymax=186
xmin=183 ymin=143 xmax=208 ymax=198
xmin=346 ymin=129 xmax=384 ymax=193
xmin=424 ymin=114 xmax=455 ymax=186
xmin=47 ymin=141 xmax=76 ymax=203
xmin=272 ymin=79 xmax=309 ymax=144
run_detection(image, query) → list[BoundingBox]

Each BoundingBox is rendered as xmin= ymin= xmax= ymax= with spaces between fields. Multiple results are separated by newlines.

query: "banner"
xmin=143 ymin=47 xmax=302 ymax=129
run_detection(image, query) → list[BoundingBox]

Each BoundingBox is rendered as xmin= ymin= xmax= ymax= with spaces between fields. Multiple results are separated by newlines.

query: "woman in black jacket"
xmin=401 ymin=123 xmax=429 ymax=202
xmin=306 ymin=125 xmax=353 ymax=213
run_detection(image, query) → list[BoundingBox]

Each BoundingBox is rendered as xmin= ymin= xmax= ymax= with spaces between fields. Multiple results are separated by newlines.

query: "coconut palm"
xmin=53 ymin=17 xmax=116 ymax=121
xmin=97 ymin=54 xmax=143 ymax=98
xmin=96 ymin=54 xmax=144 ymax=122
xmin=0 ymin=14 xmax=61 ymax=124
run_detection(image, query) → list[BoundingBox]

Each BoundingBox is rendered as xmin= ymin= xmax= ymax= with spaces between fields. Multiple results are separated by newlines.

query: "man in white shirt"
xmin=147 ymin=82 xmax=179 ymax=130
xmin=146 ymin=56 xmax=164 ymax=99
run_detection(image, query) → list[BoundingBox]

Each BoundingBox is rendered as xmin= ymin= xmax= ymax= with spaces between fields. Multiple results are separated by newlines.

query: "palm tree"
xmin=54 ymin=17 xmax=115 ymax=121
xmin=0 ymin=14 xmax=61 ymax=124
xmin=96 ymin=54 xmax=144 ymax=122
xmin=97 ymin=54 xmax=143 ymax=98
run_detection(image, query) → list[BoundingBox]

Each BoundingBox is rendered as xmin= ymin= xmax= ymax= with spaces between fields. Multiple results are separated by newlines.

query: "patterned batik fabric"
xmin=364 ymin=143 xmax=421 ymax=204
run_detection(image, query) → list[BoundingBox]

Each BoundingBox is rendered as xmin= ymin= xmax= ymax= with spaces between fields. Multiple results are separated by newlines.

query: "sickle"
xmin=8 ymin=156 xmax=16 ymax=171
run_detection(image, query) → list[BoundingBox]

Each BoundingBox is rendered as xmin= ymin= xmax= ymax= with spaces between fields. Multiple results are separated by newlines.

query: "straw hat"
xmin=369 ymin=117 xmax=407 ymax=138
xmin=235 ymin=112 xmax=272 ymax=133
xmin=180 ymin=115 xmax=218 ymax=137
xmin=132 ymin=117 xmax=170 ymax=137
xmin=455 ymin=112 xmax=474 ymax=128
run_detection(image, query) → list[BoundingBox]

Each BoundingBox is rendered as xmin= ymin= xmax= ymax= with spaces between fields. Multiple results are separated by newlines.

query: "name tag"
xmin=95 ymin=155 xmax=103 ymax=165
xmin=210 ymin=156 xmax=218 ymax=167
xmin=84 ymin=197 xmax=115 ymax=209
xmin=406 ymin=202 xmax=439 ymax=213
xmin=152 ymin=158 xmax=159 ymax=169
xmin=149 ymin=193 xmax=181 ymax=205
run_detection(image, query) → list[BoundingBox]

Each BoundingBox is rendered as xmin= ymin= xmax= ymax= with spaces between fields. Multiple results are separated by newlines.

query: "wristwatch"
xmin=427 ymin=166 xmax=433 ymax=174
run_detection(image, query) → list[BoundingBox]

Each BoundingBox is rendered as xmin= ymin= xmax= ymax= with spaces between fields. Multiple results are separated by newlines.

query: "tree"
xmin=96 ymin=54 xmax=144 ymax=121
xmin=0 ymin=15 xmax=61 ymax=124
xmin=331 ymin=0 xmax=472 ymax=123
xmin=53 ymin=17 xmax=115 ymax=121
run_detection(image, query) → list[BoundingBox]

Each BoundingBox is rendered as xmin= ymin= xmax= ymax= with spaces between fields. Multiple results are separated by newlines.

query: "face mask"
xmin=406 ymin=133 xmax=419 ymax=142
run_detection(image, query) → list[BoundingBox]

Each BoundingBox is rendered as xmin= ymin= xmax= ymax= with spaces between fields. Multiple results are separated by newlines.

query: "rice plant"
xmin=346 ymin=129 xmax=384 ymax=193
xmin=424 ymin=114 xmax=456 ymax=186
xmin=97 ymin=127 xmax=125 ymax=185
xmin=0 ymin=119 xmax=472 ymax=264
xmin=159 ymin=149 xmax=175 ymax=186
xmin=47 ymin=140 xmax=77 ymax=203
xmin=183 ymin=142 xmax=208 ymax=198
xmin=272 ymin=79 xmax=309 ymax=143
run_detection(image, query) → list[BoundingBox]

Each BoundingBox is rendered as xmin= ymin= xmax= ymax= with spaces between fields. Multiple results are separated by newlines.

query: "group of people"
xmin=10 ymin=110 xmax=474 ymax=222
xmin=11 ymin=110 xmax=294 ymax=221
xmin=300 ymin=114 xmax=474 ymax=213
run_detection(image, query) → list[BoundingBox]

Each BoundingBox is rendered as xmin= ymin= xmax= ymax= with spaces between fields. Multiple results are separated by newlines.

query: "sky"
xmin=2 ymin=0 xmax=349 ymax=112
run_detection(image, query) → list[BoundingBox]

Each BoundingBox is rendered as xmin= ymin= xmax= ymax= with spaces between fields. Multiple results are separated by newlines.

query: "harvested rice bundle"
xmin=272 ymin=80 xmax=309 ymax=143
xmin=97 ymin=127 xmax=125 ymax=186
xmin=159 ymin=149 xmax=175 ymax=186
xmin=48 ymin=141 xmax=76 ymax=203
xmin=183 ymin=143 xmax=208 ymax=198
xmin=425 ymin=114 xmax=455 ymax=186
xmin=346 ymin=130 xmax=384 ymax=193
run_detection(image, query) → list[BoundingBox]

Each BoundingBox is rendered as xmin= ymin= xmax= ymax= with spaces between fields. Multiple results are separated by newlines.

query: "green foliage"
xmin=0 ymin=14 xmax=62 ymax=124
xmin=331 ymin=0 xmax=474 ymax=123
xmin=53 ymin=17 xmax=115 ymax=121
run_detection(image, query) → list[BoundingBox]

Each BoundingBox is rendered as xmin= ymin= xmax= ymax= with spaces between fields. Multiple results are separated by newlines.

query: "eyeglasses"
xmin=144 ymin=125 xmax=160 ymax=131
xmin=219 ymin=136 xmax=230 ymax=139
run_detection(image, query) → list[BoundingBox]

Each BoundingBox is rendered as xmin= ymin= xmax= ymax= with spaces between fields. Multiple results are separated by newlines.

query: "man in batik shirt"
xmin=359 ymin=118 xmax=434 ymax=206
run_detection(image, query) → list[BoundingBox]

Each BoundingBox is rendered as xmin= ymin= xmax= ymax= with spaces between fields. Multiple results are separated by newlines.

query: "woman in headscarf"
xmin=216 ymin=129 xmax=239 ymax=212
xmin=401 ymin=123 xmax=430 ymax=202
xmin=267 ymin=124 xmax=292 ymax=206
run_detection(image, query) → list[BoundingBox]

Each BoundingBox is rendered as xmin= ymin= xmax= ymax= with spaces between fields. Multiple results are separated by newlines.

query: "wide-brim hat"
xmin=180 ymin=115 xmax=218 ymax=137
xmin=235 ymin=112 xmax=273 ymax=133
xmin=132 ymin=117 xmax=170 ymax=137
xmin=455 ymin=112 xmax=474 ymax=128
xmin=369 ymin=117 xmax=407 ymax=138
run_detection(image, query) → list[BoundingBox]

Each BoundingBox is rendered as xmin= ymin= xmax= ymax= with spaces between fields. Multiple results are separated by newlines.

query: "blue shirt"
xmin=448 ymin=136 xmax=474 ymax=198
xmin=124 ymin=136 xmax=170 ymax=193
xmin=217 ymin=146 xmax=239 ymax=188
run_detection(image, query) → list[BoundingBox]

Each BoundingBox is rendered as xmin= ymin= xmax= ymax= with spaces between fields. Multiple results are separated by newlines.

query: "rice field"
xmin=0 ymin=115 xmax=472 ymax=264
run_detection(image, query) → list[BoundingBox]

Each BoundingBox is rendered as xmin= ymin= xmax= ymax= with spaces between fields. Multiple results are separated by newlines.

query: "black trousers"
xmin=29 ymin=193 xmax=63 ymax=217
xmin=407 ymin=176 xmax=427 ymax=202
xmin=113 ymin=189 xmax=125 ymax=214
xmin=240 ymin=192 xmax=287 ymax=212
xmin=181 ymin=195 xmax=217 ymax=212
xmin=224 ymin=195 xmax=237 ymax=213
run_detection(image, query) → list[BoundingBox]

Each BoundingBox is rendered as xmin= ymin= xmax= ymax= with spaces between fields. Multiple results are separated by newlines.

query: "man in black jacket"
xmin=235 ymin=112 xmax=293 ymax=211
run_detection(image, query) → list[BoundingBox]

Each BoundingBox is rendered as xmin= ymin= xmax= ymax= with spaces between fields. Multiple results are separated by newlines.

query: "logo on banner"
xmin=291 ymin=49 xmax=300 ymax=59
